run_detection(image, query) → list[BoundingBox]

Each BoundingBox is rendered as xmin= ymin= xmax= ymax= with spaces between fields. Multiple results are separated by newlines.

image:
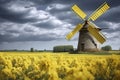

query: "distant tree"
xmin=44 ymin=49 xmax=46 ymax=51
xmin=101 ymin=45 xmax=112 ymax=51
xmin=30 ymin=48 xmax=34 ymax=52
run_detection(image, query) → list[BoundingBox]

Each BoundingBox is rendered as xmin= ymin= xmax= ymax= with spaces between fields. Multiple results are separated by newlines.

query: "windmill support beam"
xmin=77 ymin=31 xmax=82 ymax=51
xmin=77 ymin=21 xmax=87 ymax=52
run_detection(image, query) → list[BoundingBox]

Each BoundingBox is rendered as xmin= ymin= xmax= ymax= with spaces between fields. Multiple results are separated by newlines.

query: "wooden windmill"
xmin=66 ymin=2 xmax=110 ymax=51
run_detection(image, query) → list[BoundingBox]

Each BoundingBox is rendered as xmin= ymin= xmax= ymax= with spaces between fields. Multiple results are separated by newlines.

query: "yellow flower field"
xmin=0 ymin=52 xmax=120 ymax=80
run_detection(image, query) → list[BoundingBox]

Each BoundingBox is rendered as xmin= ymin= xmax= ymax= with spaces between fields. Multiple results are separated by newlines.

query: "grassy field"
xmin=0 ymin=52 xmax=120 ymax=80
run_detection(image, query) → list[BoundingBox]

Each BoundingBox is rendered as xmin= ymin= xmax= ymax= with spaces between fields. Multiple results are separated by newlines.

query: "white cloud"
xmin=26 ymin=8 xmax=50 ymax=20
xmin=0 ymin=22 xmax=24 ymax=32
xmin=6 ymin=0 xmax=34 ymax=13
xmin=0 ymin=22 xmax=38 ymax=36
xmin=102 ymin=21 xmax=120 ymax=39
xmin=0 ymin=18 xmax=73 ymax=39
xmin=47 ymin=16 xmax=63 ymax=26
xmin=103 ymin=37 xmax=120 ymax=50
xmin=46 ymin=3 xmax=69 ymax=11
xmin=102 ymin=21 xmax=120 ymax=30
xmin=103 ymin=31 xmax=119 ymax=39
xmin=108 ymin=6 xmax=120 ymax=14
xmin=27 ymin=8 xmax=73 ymax=37
xmin=2 ymin=0 xmax=73 ymax=38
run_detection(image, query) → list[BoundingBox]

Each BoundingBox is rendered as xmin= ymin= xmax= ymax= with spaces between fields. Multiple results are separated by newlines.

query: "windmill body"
xmin=78 ymin=22 xmax=101 ymax=51
xmin=66 ymin=2 xmax=110 ymax=52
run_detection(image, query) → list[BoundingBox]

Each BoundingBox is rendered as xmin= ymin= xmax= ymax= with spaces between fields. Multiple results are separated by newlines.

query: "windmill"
xmin=66 ymin=2 xmax=110 ymax=52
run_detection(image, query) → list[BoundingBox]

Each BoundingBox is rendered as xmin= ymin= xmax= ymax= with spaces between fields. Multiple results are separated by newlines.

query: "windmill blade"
xmin=66 ymin=24 xmax=83 ymax=40
xmin=87 ymin=22 xmax=106 ymax=44
xmin=88 ymin=2 xmax=110 ymax=21
xmin=72 ymin=4 xmax=87 ymax=20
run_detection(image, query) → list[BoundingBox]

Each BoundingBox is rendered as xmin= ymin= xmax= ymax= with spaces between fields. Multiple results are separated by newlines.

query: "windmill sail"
xmin=72 ymin=5 xmax=87 ymax=20
xmin=66 ymin=24 xmax=83 ymax=40
xmin=87 ymin=22 xmax=106 ymax=44
xmin=88 ymin=2 xmax=110 ymax=21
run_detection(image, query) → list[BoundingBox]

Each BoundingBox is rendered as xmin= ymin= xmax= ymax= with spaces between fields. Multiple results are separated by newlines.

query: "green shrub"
xmin=53 ymin=45 xmax=73 ymax=52
xmin=101 ymin=45 xmax=112 ymax=51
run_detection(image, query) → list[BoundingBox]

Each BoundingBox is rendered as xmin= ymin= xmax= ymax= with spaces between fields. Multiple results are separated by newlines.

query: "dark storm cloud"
xmin=45 ymin=0 xmax=120 ymax=23
xmin=96 ymin=21 xmax=119 ymax=28
xmin=0 ymin=0 xmax=11 ymax=5
xmin=55 ymin=0 xmax=120 ymax=9
xmin=0 ymin=0 xmax=119 ymax=44
xmin=0 ymin=7 xmax=27 ymax=23
xmin=0 ymin=18 xmax=7 ymax=23
xmin=103 ymin=11 xmax=120 ymax=23
xmin=0 ymin=4 xmax=39 ymax=23
xmin=33 ymin=22 xmax=56 ymax=29
xmin=36 ymin=0 xmax=119 ymax=14
xmin=31 ymin=0 xmax=54 ymax=5
xmin=0 ymin=33 xmax=59 ymax=42
xmin=94 ymin=5 xmax=120 ymax=23
xmin=0 ymin=0 xmax=119 ymax=24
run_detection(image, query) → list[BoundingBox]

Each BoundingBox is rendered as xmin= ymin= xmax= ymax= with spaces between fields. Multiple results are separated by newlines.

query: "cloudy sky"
xmin=0 ymin=0 xmax=120 ymax=50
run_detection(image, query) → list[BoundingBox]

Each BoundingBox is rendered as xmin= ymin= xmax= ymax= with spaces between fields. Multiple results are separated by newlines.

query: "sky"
xmin=0 ymin=0 xmax=120 ymax=50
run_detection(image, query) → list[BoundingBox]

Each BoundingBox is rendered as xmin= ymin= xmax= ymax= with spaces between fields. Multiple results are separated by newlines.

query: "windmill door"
xmin=81 ymin=43 xmax=85 ymax=51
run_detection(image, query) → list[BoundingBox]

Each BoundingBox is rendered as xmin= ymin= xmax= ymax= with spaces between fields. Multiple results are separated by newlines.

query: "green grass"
xmin=0 ymin=50 xmax=120 ymax=55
